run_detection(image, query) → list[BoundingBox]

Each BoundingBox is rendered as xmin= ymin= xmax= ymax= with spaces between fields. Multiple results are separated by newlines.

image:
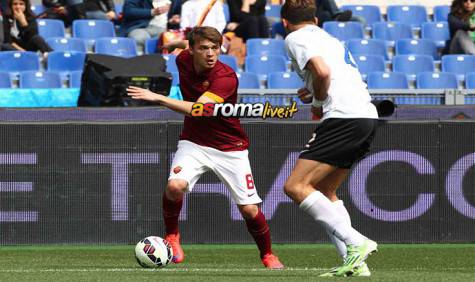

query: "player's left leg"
xmin=238 ymin=204 xmax=284 ymax=269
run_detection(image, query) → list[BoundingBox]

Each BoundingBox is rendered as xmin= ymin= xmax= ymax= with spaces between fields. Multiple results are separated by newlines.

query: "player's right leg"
xmin=163 ymin=140 xmax=209 ymax=263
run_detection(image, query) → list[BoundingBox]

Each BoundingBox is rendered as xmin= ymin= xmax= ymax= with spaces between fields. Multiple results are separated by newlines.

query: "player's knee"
xmin=238 ymin=204 xmax=258 ymax=220
xmin=283 ymin=179 xmax=302 ymax=199
xmin=166 ymin=179 xmax=187 ymax=200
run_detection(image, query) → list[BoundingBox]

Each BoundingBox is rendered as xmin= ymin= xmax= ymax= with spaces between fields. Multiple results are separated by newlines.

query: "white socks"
xmin=326 ymin=200 xmax=351 ymax=259
xmin=300 ymin=191 xmax=365 ymax=248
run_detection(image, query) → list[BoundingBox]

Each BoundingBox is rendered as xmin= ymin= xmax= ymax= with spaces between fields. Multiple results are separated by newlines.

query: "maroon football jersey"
xmin=176 ymin=50 xmax=249 ymax=151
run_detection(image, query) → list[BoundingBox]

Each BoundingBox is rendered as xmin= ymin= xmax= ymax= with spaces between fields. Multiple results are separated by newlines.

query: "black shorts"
xmin=299 ymin=118 xmax=378 ymax=169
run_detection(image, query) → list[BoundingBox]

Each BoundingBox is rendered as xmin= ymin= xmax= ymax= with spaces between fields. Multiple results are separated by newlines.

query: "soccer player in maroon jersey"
xmin=127 ymin=26 xmax=284 ymax=269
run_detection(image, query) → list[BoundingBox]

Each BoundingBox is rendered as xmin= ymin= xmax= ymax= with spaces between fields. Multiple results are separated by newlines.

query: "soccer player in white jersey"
xmin=280 ymin=0 xmax=379 ymax=277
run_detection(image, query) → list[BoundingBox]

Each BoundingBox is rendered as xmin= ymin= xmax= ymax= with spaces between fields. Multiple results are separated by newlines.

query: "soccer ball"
xmin=135 ymin=236 xmax=173 ymax=268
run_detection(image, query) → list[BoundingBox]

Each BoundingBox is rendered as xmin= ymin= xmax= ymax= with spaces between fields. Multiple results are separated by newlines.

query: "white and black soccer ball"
xmin=135 ymin=236 xmax=173 ymax=268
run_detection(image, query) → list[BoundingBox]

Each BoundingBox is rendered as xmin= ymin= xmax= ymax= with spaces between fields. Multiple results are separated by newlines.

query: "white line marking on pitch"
xmin=0 ymin=267 xmax=327 ymax=273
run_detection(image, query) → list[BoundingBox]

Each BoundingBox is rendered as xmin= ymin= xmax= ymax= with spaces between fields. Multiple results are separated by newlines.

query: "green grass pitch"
xmin=0 ymin=244 xmax=473 ymax=281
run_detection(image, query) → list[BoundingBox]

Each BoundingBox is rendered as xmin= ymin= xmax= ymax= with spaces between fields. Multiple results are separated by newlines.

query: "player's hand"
xmin=297 ymin=87 xmax=313 ymax=104
xmin=311 ymin=105 xmax=323 ymax=120
xmin=127 ymin=86 xmax=162 ymax=103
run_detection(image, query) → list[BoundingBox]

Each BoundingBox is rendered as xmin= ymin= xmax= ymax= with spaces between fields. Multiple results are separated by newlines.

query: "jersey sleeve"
xmin=286 ymin=35 xmax=324 ymax=71
xmin=205 ymin=75 xmax=237 ymax=103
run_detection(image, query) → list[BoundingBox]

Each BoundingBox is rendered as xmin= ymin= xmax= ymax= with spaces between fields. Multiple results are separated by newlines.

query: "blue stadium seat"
xmin=171 ymin=72 xmax=179 ymax=86
xmin=144 ymin=38 xmax=158 ymax=54
xmin=441 ymin=55 xmax=475 ymax=81
xmin=47 ymin=51 xmax=86 ymax=78
xmin=0 ymin=72 xmax=11 ymax=88
xmin=433 ymin=5 xmax=450 ymax=22
xmin=72 ymin=20 xmax=115 ymax=46
xmin=246 ymin=39 xmax=287 ymax=57
xmin=323 ymin=21 xmax=364 ymax=41
xmin=31 ymin=4 xmax=45 ymax=15
xmin=421 ymin=22 xmax=450 ymax=48
xmin=392 ymin=55 xmax=435 ymax=80
xmin=0 ymin=51 xmax=40 ymax=76
xmin=466 ymin=72 xmax=475 ymax=89
xmin=69 ymin=71 xmax=82 ymax=88
xmin=19 ymin=71 xmax=62 ymax=89
xmin=46 ymin=37 xmax=87 ymax=53
xmin=95 ymin=37 xmax=138 ymax=58
xmin=372 ymin=22 xmax=413 ymax=47
xmin=267 ymin=72 xmax=303 ymax=89
xmin=386 ymin=5 xmax=428 ymax=29
xmin=340 ymin=5 xmax=382 ymax=28
xmin=271 ymin=22 xmax=285 ymax=38
xmin=37 ymin=19 xmax=65 ymax=39
xmin=353 ymin=55 xmax=386 ymax=79
xmin=347 ymin=39 xmax=388 ymax=60
xmin=223 ymin=3 xmax=230 ymax=22
xmin=416 ymin=72 xmax=458 ymax=89
xmin=237 ymin=72 xmax=260 ymax=89
xmin=219 ymin=55 xmax=239 ymax=71
xmin=114 ymin=3 xmax=123 ymax=14
xmin=245 ymin=55 xmax=287 ymax=76
xmin=367 ymin=71 xmax=409 ymax=89
xmin=265 ymin=4 xmax=281 ymax=18
xmin=395 ymin=39 xmax=439 ymax=59
xmin=163 ymin=54 xmax=178 ymax=72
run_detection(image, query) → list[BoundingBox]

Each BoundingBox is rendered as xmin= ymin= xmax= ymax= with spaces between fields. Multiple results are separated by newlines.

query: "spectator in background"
xmin=226 ymin=0 xmax=268 ymax=41
xmin=41 ymin=0 xmax=86 ymax=27
xmin=2 ymin=0 xmax=53 ymax=52
xmin=83 ymin=0 xmax=116 ymax=20
xmin=448 ymin=0 xmax=475 ymax=54
xmin=180 ymin=0 xmax=226 ymax=33
xmin=1 ymin=8 xmax=16 ymax=50
xmin=314 ymin=0 xmax=364 ymax=27
xmin=119 ymin=0 xmax=171 ymax=51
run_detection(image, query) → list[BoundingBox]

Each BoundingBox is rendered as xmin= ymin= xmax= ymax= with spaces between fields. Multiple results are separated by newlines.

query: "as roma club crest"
xmin=202 ymin=80 xmax=210 ymax=90
xmin=173 ymin=166 xmax=182 ymax=174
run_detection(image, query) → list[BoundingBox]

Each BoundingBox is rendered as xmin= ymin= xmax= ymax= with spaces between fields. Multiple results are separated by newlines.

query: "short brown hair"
xmin=187 ymin=26 xmax=223 ymax=48
xmin=280 ymin=0 xmax=316 ymax=24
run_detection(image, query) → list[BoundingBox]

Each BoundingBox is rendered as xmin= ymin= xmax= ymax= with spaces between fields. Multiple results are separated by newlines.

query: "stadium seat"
xmin=246 ymin=39 xmax=287 ymax=57
xmin=171 ymin=72 xmax=179 ymax=86
xmin=466 ymin=72 xmax=475 ymax=89
xmin=323 ymin=21 xmax=364 ymax=41
xmin=163 ymin=54 xmax=178 ymax=72
xmin=386 ymin=5 xmax=428 ymax=29
xmin=37 ymin=19 xmax=66 ymax=39
xmin=416 ymin=72 xmax=458 ymax=89
xmin=392 ymin=55 xmax=435 ymax=80
xmin=237 ymin=72 xmax=260 ymax=89
xmin=46 ymin=37 xmax=88 ymax=53
xmin=271 ymin=22 xmax=285 ymax=39
xmin=421 ymin=22 xmax=450 ymax=48
xmin=372 ymin=22 xmax=413 ymax=47
xmin=31 ymin=4 xmax=45 ymax=15
xmin=265 ymin=4 xmax=281 ymax=18
xmin=69 ymin=71 xmax=82 ymax=88
xmin=433 ymin=5 xmax=450 ymax=22
xmin=47 ymin=51 xmax=86 ymax=79
xmin=114 ymin=3 xmax=123 ymax=14
xmin=441 ymin=55 xmax=475 ymax=81
xmin=245 ymin=55 xmax=287 ymax=77
xmin=144 ymin=38 xmax=158 ymax=54
xmin=19 ymin=71 xmax=62 ymax=89
xmin=72 ymin=20 xmax=115 ymax=46
xmin=395 ymin=39 xmax=439 ymax=60
xmin=0 ymin=51 xmax=40 ymax=76
xmin=267 ymin=72 xmax=303 ymax=89
xmin=339 ymin=5 xmax=382 ymax=28
xmin=95 ymin=37 xmax=138 ymax=58
xmin=366 ymin=71 xmax=409 ymax=89
xmin=223 ymin=3 xmax=230 ymax=22
xmin=353 ymin=55 xmax=386 ymax=79
xmin=0 ymin=72 xmax=11 ymax=88
xmin=219 ymin=55 xmax=239 ymax=71
xmin=347 ymin=39 xmax=388 ymax=60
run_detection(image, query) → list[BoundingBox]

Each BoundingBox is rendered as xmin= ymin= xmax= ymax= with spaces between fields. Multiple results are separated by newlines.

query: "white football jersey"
xmin=285 ymin=24 xmax=378 ymax=120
